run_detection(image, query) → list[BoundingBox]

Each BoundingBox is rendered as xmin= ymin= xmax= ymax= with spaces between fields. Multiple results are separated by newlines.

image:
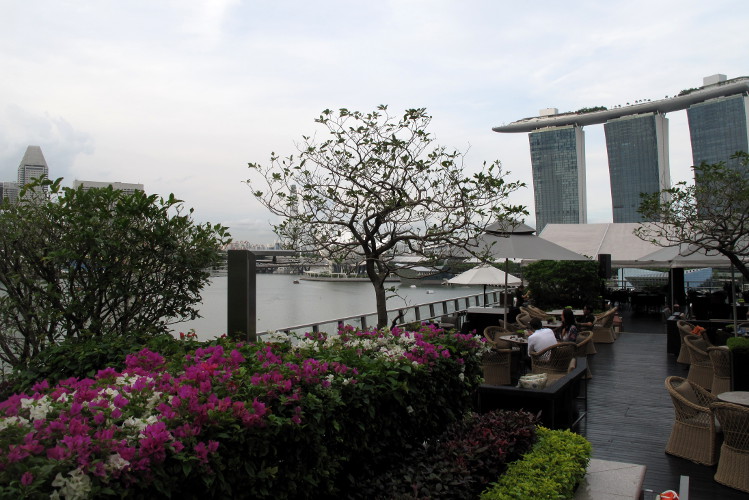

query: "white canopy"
xmin=539 ymin=223 xmax=670 ymax=267
xmin=636 ymin=243 xmax=733 ymax=268
xmin=447 ymin=264 xmax=522 ymax=286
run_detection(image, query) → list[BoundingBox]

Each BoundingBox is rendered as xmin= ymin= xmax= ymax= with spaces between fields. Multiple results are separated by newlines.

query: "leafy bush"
xmin=347 ymin=410 xmax=538 ymax=499
xmin=524 ymin=260 xmax=601 ymax=309
xmin=480 ymin=427 xmax=591 ymax=499
xmin=727 ymin=335 xmax=749 ymax=354
xmin=0 ymin=333 xmax=199 ymax=400
xmin=0 ymin=324 xmax=488 ymax=499
xmin=0 ymin=178 xmax=230 ymax=369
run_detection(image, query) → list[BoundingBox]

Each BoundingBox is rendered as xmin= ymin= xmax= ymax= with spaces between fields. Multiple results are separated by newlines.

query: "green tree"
xmin=524 ymin=260 xmax=601 ymax=309
xmin=247 ymin=106 xmax=526 ymax=328
xmin=636 ymin=151 xmax=749 ymax=281
xmin=0 ymin=178 xmax=230 ymax=368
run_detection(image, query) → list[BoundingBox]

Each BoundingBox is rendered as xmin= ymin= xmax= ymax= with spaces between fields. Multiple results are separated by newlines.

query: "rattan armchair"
xmin=710 ymin=402 xmax=749 ymax=493
xmin=439 ymin=314 xmax=458 ymax=331
xmin=676 ymin=320 xmax=696 ymax=364
xmin=684 ymin=335 xmax=713 ymax=391
xmin=481 ymin=348 xmax=513 ymax=386
xmin=530 ymin=342 xmax=576 ymax=384
xmin=524 ymin=305 xmax=553 ymax=321
xmin=515 ymin=313 xmax=532 ymax=329
xmin=708 ymin=346 xmax=733 ymax=395
xmin=574 ymin=331 xmax=593 ymax=379
xmin=664 ymin=376 xmax=721 ymax=465
xmin=484 ymin=326 xmax=511 ymax=347
xmin=592 ymin=307 xmax=618 ymax=343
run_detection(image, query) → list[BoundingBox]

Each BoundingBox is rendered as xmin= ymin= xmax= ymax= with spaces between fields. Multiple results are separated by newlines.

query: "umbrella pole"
xmin=504 ymin=258 xmax=509 ymax=326
xmin=732 ymin=264 xmax=738 ymax=336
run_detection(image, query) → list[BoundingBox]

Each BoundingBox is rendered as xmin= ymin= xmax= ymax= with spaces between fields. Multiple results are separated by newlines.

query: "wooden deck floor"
xmin=578 ymin=311 xmax=746 ymax=499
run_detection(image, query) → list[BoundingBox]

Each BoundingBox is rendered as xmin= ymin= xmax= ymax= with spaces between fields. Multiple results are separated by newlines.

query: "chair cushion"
xmin=675 ymin=379 xmax=698 ymax=404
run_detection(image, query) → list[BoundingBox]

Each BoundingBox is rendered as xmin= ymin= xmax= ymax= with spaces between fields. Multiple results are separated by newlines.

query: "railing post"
xmin=227 ymin=250 xmax=257 ymax=342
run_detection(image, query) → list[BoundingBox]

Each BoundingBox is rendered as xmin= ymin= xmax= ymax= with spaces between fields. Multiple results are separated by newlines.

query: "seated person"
xmin=527 ymin=317 xmax=557 ymax=358
xmin=560 ymin=308 xmax=580 ymax=343
xmin=578 ymin=305 xmax=595 ymax=330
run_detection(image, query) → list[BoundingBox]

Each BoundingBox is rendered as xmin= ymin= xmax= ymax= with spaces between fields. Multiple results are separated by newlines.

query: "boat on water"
xmin=395 ymin=266 xmax=454 ymax=287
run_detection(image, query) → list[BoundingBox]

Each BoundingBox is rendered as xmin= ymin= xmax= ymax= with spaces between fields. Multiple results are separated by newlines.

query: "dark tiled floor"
xmin=579 ymin=308 xmax=746 ymax=498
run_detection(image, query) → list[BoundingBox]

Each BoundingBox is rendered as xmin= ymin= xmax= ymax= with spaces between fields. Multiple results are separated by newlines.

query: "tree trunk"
xmin=365 ymin=256 xmax=389 ymax=329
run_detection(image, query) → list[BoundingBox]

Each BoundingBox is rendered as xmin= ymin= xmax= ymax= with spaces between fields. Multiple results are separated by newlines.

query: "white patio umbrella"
xmin=468 ymin=222 xmax=589 ymax=324
xmin=447 ymin=264 xmax=521 ymax=306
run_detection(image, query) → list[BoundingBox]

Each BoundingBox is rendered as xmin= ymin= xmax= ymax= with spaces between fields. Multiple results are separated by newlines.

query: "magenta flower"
xmin=20 ymin=471 xmax=33 ymax=486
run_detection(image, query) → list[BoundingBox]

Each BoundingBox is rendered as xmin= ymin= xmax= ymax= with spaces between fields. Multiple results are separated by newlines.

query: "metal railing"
xmin=260 ymin=290 xmax=509 ymax=338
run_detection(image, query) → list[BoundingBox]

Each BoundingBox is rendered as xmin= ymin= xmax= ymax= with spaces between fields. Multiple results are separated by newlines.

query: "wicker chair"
xmin=525 ymin=305 xmax=553 ymax=321
xmin=708 ymin=346 xmax=733 ymax=395
xmin=676 ymin=320 xmax=696 ymax=364
xmin=710 ymin=402 xmax=749 ymax=494
xmin=664 ymin=376 xmax=721 ymax=465
xmin=515 ymin=313 xmax=532 ymax=329
xmin=574 ymin=331 xmax=593 ymax=379
xmin=484 ymin=326 xmax=511 ymax=347
xmin=481 ymin=348 xmax=513 ymax=386
xmin=439 ymin=314 xmax=458 ymax=331
xmin=592 ymin=307 xmax=618 ymax=344
xmin=684 ymin=335 xmax=713 ymax=391
xmin=530 ymin=342 xmax=576 ymax=384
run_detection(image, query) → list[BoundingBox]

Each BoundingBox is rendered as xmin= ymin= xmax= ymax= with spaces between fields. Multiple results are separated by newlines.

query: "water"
xmin=172 ymin=274 xmax=492 ymax=340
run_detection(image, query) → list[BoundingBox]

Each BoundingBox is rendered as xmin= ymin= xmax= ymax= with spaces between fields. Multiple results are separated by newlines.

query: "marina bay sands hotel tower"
xmin=493 ymin=74 xmax=749 ymax=231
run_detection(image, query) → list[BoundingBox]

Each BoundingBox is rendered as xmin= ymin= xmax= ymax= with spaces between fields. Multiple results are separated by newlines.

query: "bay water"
xmin=172 ymin=274 xmax=490 ymax=341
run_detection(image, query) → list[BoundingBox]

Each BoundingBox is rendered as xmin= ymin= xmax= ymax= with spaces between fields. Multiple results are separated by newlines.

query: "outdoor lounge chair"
xmin=439 ymin=314 xmax=458 ymax=331
xmin=484 ymin=326 xmax=510 ymax=347
xmin=708 ymin=346 xmax=733 ymax=395
xmin=676 ymin=320 xmax=696 ymax=364
xmin=591 ymin=307 xmax=617 ymax=343
xmin=530 ymin=342 xmax=576 ymax=384
xmin=664 ymin=376 xmax=721 ymax=465
xmin=481 ymin=348 xmax=513 ymax=386
xmin=710 ymin=401 xmax=749 ymax=493
xmin=684 ymin=335 xmax=714 ymax=391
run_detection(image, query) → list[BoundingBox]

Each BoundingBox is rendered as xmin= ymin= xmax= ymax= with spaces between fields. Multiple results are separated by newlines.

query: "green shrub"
xmin=347 ymin=410 xmax=538 ymax=499
xmin=0 ymin=332 xmax=197 ymax=400
xmin=524 ymin=260 xmax=601 ymax=309
xmin=727 ymin=335 xmax=749 ymax=354
xmin=481 ymin=427 xmax=591 ymax=499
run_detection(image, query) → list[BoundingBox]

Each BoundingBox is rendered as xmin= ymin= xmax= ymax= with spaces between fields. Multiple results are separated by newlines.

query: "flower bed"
xmin=0 ymin=324 xmax=489 ymax=499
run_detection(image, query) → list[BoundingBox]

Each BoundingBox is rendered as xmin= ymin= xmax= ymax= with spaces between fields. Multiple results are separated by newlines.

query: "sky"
xmin=1 ymin=1 xmax=748 ymax=243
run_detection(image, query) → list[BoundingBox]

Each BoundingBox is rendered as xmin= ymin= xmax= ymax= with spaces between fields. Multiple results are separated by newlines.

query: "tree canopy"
xmin=636 ymin=151 xmax=749 ymax=280
xmin=0 ymin=178 xmax=231 ymax=368
xmin=247 ymin=106 xmax=526 ymax=328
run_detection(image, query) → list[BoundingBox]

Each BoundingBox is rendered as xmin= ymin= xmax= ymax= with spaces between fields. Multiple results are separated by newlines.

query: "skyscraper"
xmin=604 ymin=113 xmax=670 ymax=222
xmin=17 ymin=145 xmax=49 ymax=187
xmin=687 ymin=92 xmax=749 ymax=171
xmin=528 ymin=125 xmax=587 ymax=231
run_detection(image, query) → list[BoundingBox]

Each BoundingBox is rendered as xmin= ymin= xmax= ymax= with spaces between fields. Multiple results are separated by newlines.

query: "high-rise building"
xmin=687 ymin=92 xmax=749 ymax=172
xmin=73 ymin=180 xmax=144 ymax=195
xmin=17 ymin=145 xmax=49 ymax=189
xmin=528 ymin=126 xmax=587 ymax=231
xmin=0 ymin=182 xmax=20 ymax=204
xmin=493 ymin=75 xmax=749 ymax=229
xmin=604 ymin=113 xmax=670 ymax=222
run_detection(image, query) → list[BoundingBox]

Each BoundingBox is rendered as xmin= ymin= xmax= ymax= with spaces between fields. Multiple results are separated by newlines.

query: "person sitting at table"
xmin=578 ymin=305 xmax=595 ymax=330
xmin=560 ymin=308 xmax=580 ymax=343
xmin=527 ymin=317 xmax=557 ymax=358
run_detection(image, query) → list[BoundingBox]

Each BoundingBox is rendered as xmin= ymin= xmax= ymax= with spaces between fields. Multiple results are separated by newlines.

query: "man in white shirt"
xmin=527 ymin=317 xmax=557 ymax=358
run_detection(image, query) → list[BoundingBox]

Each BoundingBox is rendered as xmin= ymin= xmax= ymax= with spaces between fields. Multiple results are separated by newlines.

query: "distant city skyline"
xmin=494 ymin=75 xmax=749 ymax=231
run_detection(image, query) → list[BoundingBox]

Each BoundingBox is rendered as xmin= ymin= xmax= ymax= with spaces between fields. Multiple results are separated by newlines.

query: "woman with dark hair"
xmin=560 ymin=308 xmax=580 ymax=343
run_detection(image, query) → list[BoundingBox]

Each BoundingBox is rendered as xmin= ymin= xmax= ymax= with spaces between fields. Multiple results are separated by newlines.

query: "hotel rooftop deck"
xmin=580 ymin=309 xmax=746 ymax=499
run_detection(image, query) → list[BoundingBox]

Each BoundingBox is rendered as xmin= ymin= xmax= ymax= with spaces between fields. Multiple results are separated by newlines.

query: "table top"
xmin=499 ymin=334 xmax=527 ymax=344
xmin=716 ymin=391 xmax=749 ymax=406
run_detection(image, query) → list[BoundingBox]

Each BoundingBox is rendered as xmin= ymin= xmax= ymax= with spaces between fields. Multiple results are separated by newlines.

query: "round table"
xmin=716 ymin=391 xmax=749 ymax=406
xmin=499 ymin=335 xmax=529 ymax=376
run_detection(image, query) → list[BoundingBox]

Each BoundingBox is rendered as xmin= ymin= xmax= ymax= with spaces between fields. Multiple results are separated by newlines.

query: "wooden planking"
xmin=578 ymin=312 xmax=746 ymax=499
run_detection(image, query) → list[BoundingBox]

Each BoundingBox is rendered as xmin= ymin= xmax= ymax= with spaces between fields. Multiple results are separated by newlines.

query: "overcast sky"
xmin=1 ymin=1 xmax=747 ymax=243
